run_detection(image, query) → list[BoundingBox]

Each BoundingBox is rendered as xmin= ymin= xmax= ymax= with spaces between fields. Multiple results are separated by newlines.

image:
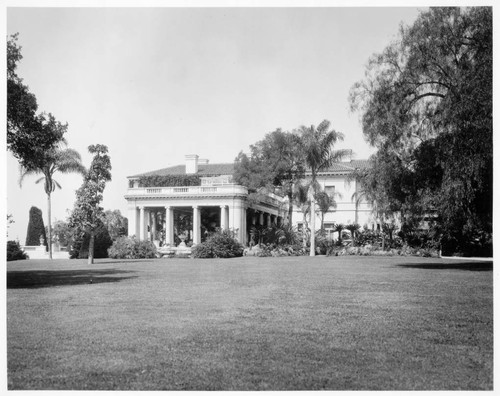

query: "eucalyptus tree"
xmin=299 ymin=120 xmax=350 ymax=256
xmin=19 ymin=147 xmax=86 ymax=258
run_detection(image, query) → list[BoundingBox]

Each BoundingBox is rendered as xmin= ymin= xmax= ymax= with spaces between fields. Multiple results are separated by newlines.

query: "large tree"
xmin=299 ymin=120 xmax=349 ymax=256
xmin=20 ymin=147 xmax=86 ymax=259
xmin=68 ymin=145 xmax=112 ymax=264
xmin=234 ymin=129 xmax=305 ymax=223
xmin=349 ymin=7 xmax=492 ymax=255
xmin=7 ymin=34 xmax=66 ymax=172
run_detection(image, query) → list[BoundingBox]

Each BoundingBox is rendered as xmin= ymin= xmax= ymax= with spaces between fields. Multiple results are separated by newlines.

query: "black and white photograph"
xmin=5 ymin=0 xmax=494 ymax=391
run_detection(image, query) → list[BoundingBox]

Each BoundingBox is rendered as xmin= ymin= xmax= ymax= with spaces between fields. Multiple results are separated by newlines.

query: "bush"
xmin=7 ymin=241 xmax=28 ymax=261
xmin=191 ymin=229 xmax=244 ymax=258
xmin=108 ymin=236 xmax=157 ymax=259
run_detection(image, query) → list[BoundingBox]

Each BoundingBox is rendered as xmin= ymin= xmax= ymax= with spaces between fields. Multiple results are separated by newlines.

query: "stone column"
xmin=151 ymin=211 xmax=157 ymax=241
xmin=128 ymin=206 xmax=138 ymax=237
xmin=139 ymin=206 xmax=145 ymax=241
xmin=192 ymin=205 xmax=201 ymax=245
xmin=145 ymin=209 xmax=151 ymax=241
xmin=165 ymin=206 xmax=174 ymax=246
xmin=229 ymin=201 xmax=245 ymax=244
xmin=266 ymin=213 xmax=271 ymax=227
xmin=220 ymin=205 xmax=228 ymax=230
xmin=259 ymin=212 xmax=264 ymax=226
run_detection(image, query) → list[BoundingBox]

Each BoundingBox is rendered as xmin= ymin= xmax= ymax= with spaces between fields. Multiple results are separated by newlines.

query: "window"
xmin=325 ymin=185 xmax=335 ymax=198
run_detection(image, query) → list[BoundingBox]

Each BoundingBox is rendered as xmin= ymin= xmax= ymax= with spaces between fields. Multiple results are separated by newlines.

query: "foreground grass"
xmin=7 ymin=256 xmax=492 ymax=390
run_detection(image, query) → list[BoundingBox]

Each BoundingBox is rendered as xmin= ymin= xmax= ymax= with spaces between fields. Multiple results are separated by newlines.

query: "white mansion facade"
xmin=125 ymin=154 xmax=373 ymax=246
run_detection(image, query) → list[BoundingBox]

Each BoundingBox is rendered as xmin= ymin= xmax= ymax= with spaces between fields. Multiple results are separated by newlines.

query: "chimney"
xmin=185 ymin=154 xmax=199 ymax=174
xmin=198 ymin=159 xmax=209 ymax=165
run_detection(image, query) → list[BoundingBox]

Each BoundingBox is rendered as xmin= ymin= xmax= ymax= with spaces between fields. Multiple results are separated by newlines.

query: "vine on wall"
xmin=138 ymin=175 xmax=202 ymax=187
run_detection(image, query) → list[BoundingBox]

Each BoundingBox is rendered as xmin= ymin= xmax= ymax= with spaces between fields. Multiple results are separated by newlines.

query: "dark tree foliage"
xmin=350 ymin=7 xmax=492 ymax=256
xmin=7 ymin=34 xmax=67 ymax=172
xmin=102 ymin=210 xmax=128 ymax=241
xmin=25 ymin=206 xmax=47 ymax=249
xmin=234 ymin=129 xmax=306 ymax=222
xmin=70 ymin=221 xmax=113 ymax=259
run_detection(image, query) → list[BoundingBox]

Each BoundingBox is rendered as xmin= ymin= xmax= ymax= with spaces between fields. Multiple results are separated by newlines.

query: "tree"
xmin=345 ymin=223 xmax=360 ymax=246
xmin=70 ymin=220 xmax=113 ymax=259
xmin=7 ymin=34 xmax=66 ymax=172
xmin=315 ymin=190 xmax=336 ymax=231
xmin=349 ymin=7 xmax=492 ymax=255
xmin=234 ymin=129 xmax=305 ymax=223
xmin=102 ymin=210 xmax=128 ymax=241
xmin=51 ymin=219 xmax=74 ymax=248
xmin=68 ymin=145 xmax=112 ymax=264
xmin=299 ymin=120 xmax=350 ymax=256
xmin=20 ymin=147 xmax=86 ymax=259
xmin=292 ymin=183 xmax=311 ymax=248
xmin=25 ymin=206 xmax=47 ymax=247
xmin=333 ymin=223 xmax=344 ymax=243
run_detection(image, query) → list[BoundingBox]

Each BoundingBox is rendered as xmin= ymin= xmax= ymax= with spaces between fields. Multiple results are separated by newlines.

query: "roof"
xmin=129 ymin=159 xmax=370 ymax=178
xmin=315 ymin=159 xmax=371 ymax=174
xmin=129 ymin=163 xmax=235 ymax=178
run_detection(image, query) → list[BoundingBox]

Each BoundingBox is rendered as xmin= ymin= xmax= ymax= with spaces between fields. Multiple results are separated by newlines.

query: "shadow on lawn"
xmin=396 ymin=261 xmax=492 ymax=272
xmin=7 ymin=269 xmax=137 ymax=289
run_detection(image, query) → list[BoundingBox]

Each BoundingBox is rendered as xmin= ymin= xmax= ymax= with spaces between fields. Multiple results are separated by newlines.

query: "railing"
xmin=128 ymin=184 xmax=249 ymax=197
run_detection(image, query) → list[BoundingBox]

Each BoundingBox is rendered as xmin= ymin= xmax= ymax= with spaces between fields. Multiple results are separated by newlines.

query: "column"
xmin=266 ymin=213 xmax=271 ymax=227
xmin=151 ymin=211 xmax=157 ymax=241
xmin=229 ymin=202 xmax=244 ymax=244
xmin=165 ymin=206 xmax=174 ymax=246
xmin=241 ymin=205 xmax=247 ymax=245
xmin=139 ymin=206 xmax=145 ymax=241
xmin=220 ymin=205 xmax=228 ymax=230
xmin=192 ymin=205 xmax=201 ymax=245
xmin=145 ymin=209 xmax=151 ymax=241
xmin=259 ymin=212 xmax=264 ymax=226
xmin=128 ymin=206 xmax=138 ymax=237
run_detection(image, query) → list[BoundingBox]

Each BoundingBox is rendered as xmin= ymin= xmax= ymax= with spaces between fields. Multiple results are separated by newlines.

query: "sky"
xmin=5 ymin=4 xmax=429 ymax=242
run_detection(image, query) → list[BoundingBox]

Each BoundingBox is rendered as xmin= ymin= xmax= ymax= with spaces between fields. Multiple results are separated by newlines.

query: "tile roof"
xmin=316 ymin=159 xmax=371 ymax=174
xmin=129 ymin=163 xmax=235 ymax=178
xmin=129 ymin=159 xmax=370 ymax=178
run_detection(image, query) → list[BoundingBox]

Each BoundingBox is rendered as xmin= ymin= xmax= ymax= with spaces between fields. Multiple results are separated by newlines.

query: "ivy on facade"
xmin=138 ymin=175 xmax=202 ymax=187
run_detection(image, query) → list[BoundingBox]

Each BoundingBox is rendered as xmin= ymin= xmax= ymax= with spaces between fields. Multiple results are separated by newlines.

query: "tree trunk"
xmin=88 ymin=232 xmax=95 ymax=264
xmin=310 ymin=199 xmax=316 ymax=256
xmin=47 ymin=192 xmax=52 ymax=259
xmin=287 ymin=191 xmax=294 ymax=225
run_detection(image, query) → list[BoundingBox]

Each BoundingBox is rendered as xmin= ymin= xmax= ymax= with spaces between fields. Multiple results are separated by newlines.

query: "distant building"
xmin=125 ymin=154 xmax=373 ymax=246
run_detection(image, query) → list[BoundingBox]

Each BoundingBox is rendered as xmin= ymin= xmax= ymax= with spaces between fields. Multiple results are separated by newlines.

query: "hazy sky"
xmin=6 ymin=6 xmax=426 ymax=241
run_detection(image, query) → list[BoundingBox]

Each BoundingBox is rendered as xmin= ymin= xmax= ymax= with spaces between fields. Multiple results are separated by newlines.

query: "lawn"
xmin=6 ymin=255 xmax=493 ymax=390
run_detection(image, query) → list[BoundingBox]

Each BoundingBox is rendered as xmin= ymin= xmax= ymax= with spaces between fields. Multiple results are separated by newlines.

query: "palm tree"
xmin=315 ymin=191 xmax=336 ymax=231
xmin=300 ymin=120 xmax=350 ymax=256
xmin=345 ymin=223 xmax=360 ymax=246
xmin=333 ymin=223 xmax=345 ymax=244
xmin=19 ymin=147 xmax=86 ymax=258
xmin=293 ymin=182 xmax=311 ymax=248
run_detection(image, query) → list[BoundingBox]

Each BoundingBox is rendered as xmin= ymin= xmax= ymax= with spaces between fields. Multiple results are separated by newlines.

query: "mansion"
xmin=125 ymin=154 xmax=373 ymax=247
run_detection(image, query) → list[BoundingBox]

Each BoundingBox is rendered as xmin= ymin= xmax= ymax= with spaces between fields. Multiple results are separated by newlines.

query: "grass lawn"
xmin=7 ymin=255 xmax=493 ymax=390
